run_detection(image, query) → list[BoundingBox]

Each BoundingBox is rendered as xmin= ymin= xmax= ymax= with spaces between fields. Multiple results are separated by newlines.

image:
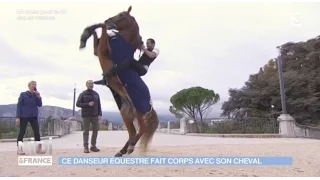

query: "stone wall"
xmin=68 ymin=117 xmax=82 ymax=131
xmin=179 ymin=117 xmax=198 ymax=134
xmin=278 ymin=114 xmax=320 ymax=139
xmin=70 ymin=121 xmax=82 ymax=131
xmin=159 ymin=115 xmax=320 ymax=140
xmin=157 ymin=120 xmax=184 ymax=134
xmin=294 ymin=124 xmax=320 ymax=139
xmin=47 ymin=117 xmax=82 ymax=137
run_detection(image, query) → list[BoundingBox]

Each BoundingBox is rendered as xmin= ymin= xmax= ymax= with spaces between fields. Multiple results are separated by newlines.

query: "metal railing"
xmin=158 ymin=121 xmax=168 ymax=129
xmin=205 ymin=117 xmax=279 ymax=134
xmin=159 ymin=121 xmax=180 ymax=129
xmin=159 ymin=117 xmax=279 ymax=134
xmin=170 ymin=121 xmax=180 ymax=129
xmin=0 ymin=117 xmax=47 ymax=139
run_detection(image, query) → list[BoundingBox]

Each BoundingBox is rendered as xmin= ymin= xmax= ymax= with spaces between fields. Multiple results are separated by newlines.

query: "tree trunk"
xmin=195 ymin=121 xmax=208 ymax=133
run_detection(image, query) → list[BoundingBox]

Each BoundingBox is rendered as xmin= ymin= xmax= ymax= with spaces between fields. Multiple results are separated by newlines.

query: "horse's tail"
xmin=80 ymin=23 xmax=104 ymax=49
xmin=139 ymin=109 xmax=159 ymax=152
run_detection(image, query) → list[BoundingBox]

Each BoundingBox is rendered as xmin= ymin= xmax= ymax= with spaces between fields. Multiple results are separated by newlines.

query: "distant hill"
xmin=102 ymin=111 xmax=175 ymax=123
xmin=0 ymin=104 xmax=176 ymax=124
xmin=0 ymin=104 xmax=81 ymax=119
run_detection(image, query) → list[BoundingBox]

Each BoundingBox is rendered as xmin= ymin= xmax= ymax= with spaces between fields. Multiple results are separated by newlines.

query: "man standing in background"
xmin=76 ymin=80 xmax=102 ymax=153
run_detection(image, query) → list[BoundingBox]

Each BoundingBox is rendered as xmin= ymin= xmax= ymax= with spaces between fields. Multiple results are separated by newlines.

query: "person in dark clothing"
xmin=16 ymin=80 xmax=43 ymax=155
xmin=94 ymin=38 xmax=160 ymax=85
xmin=76 ymin=80 xmax=102 ymax=153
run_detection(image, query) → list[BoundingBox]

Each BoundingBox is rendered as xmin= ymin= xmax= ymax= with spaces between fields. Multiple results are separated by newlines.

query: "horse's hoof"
xmin=79 ymin=41 xmax=86 ymax=49
xmin=114 ymin=152 xmax=123 ymax=157
xmin=127 ymin=145 xmax=134 ymax=154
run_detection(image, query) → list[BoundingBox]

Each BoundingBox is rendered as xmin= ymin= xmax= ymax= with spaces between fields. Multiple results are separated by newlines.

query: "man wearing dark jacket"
xmin=76 ymin=80 xmax=102 ymax=153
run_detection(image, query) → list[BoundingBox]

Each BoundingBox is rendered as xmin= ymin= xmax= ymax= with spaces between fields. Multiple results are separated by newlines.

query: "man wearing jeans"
xmin=76 ymin=80 xmax=102 ymax=153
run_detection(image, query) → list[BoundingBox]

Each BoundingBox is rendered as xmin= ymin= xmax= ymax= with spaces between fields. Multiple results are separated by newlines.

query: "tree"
xmin=170 ymin=86 xmax=220 ymax=132
xmin=221 ymin=35 xmax=320 ymax=126
xmin=169 ymin=106 xmax=185 ymax=119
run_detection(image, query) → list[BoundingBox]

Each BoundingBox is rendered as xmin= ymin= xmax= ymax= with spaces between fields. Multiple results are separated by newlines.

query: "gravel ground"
xmin=1 ymin=143 xmax=320 ymax=177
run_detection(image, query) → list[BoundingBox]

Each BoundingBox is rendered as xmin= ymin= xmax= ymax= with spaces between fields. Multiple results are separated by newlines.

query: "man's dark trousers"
xmin=82 ymin=116 xmax=100 ymax=148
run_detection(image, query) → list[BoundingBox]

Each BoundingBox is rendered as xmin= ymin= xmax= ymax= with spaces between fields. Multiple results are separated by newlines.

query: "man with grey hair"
xmin=76 ymin=80 xmax=102 ymax=153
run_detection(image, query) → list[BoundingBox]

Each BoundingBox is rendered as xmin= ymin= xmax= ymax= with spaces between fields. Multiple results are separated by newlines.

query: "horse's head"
xmin=104 ymin=6 xmax=133 ymax=31
xmin=104 ymin=6 xmax=143 ymax=51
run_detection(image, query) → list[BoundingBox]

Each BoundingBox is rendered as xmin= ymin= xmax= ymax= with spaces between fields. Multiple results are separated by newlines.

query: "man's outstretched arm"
xmin=142 ymin=48 xmax=160 ymax=59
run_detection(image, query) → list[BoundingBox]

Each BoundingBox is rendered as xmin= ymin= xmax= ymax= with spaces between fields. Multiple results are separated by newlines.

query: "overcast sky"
xmin=0 ymin=2 xmax=319 ymax=115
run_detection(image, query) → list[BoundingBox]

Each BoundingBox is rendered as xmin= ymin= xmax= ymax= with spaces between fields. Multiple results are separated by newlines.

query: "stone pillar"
xmin=167 ymin=121 xmax=170 ymax=133
xmin=180 ymin=117 xmax=186 ymax=135
xmin=68 ymin=116 xmax=77 ymax=132
xmin=63 ymin=120 xmax=71 ymax=135
xmin=68 ymin=116 xmax=76 ymax=121
xmin=277 ymin=114 xmax=296 ymax=137
xmin=47 ymin=122 xmax=53 ymax=136
xmin=53 ymin=118 xmax=63 ymax=136
xmin=70 ymin=121 xmax=76 ymax=131
xmin=108 ymin=123 xmax=113 ymax=131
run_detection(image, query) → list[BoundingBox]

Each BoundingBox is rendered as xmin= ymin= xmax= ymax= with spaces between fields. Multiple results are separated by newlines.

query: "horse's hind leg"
xmin=139 ymin=109 xmax=159 ymax=154
xmin=114 ymin=99 xmax=136 ymax=157
xmin=127 ymin=112 xmax=147 ymax=154
xmin=114 ymin=114 xmax=135 ymax=157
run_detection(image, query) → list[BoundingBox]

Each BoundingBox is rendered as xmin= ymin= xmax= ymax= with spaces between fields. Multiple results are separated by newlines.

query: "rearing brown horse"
xmin=79 ymin=6 xmax=159 ymax=157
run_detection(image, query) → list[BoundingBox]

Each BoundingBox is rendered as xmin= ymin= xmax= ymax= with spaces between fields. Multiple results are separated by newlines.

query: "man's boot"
xmin=94 ymin=60 xmax=132 ymax=86
xmin=90 ymin=146 xmax=100 ymax=152
xmin=94 ymin=66 xmax=118 ymax=86
xmin=93 ymin=77 xmax=107 ymax=86
xmin=84 ymin=147 xmax=90 ymax=153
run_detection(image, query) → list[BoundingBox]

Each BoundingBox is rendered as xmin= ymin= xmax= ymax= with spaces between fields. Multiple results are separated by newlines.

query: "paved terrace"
xmin=0 ymin=131 xmax=320 ymax=177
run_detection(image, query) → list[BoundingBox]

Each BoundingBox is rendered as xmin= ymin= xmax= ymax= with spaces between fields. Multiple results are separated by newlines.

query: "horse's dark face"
xmin=104 ymin=6 xmax=143 ymax=49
